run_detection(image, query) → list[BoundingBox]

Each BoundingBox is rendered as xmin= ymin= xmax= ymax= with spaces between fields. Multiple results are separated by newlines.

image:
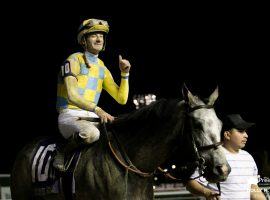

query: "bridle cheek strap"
xmin=198 ymin=142 xmax=223 ymax=151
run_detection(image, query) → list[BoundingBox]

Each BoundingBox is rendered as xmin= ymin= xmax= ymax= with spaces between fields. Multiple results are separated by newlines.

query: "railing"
xmin=0 ymin=174 xmax=11 ymax=200
xmin=1 ymin=174 xmax=269 ymax=200
xmin=154 ymin=183 xmax=204 ymax=199
xmin=0 ymin=175 xmax=201 ymax=200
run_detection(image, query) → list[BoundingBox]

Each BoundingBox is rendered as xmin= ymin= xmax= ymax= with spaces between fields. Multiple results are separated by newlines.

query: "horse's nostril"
xmin=216 ymin=165 xmax=227 ymax=175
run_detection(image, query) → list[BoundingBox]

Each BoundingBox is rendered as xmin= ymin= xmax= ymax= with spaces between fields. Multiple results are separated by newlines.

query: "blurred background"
xmin=0 ymin=2 xmax=269 ymax=199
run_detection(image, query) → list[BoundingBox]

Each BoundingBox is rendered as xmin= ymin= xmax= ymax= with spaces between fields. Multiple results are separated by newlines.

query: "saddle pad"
xmin=31 ymin=139 xmax=59 ymax=193
xmin=30 ymin=138 xmax=81 ymax=196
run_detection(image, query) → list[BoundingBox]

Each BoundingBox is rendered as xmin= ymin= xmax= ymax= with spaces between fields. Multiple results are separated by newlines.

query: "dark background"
xmin=1 ymin=4 xmax=269 ymax=176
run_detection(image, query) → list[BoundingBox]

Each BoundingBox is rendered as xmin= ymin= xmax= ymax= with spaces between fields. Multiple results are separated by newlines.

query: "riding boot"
xmin=53 ymin=134 xmax=82 ymax=172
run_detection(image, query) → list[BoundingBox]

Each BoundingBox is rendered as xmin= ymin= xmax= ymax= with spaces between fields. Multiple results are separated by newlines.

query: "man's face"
xmin=226 ymin=128 xmax=248 ymax=149
xmin=85 ymin=32 xmax=104 ymax=54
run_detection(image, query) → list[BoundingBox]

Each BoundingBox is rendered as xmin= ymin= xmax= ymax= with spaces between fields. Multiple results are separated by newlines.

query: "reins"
xmin=101 ymin=122 xmax=153 ymax=200
xmin=78 ymin=117 xmax=154 ymax=178
xmin=102 ymin=123 xmax=154 ymax=178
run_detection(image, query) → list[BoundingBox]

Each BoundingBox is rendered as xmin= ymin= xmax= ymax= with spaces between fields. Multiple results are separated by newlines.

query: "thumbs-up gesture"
xmin=119 ymin=55 xmax=131 ymax=73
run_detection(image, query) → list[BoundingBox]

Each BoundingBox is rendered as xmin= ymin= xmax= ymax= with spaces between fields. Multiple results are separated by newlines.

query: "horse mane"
xmin=110 ymin=99 xmax=185 ymax=130
xmin=110 ymin=99 xmax=179 ymax=124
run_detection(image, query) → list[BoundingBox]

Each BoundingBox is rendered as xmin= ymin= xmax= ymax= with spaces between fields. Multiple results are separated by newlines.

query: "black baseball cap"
xmin=223 ymin=114 xmax=255 ymax=131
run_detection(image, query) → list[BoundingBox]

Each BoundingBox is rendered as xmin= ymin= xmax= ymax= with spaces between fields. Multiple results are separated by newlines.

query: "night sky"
xmin=1 ymin=4 xmax=269 ymax=174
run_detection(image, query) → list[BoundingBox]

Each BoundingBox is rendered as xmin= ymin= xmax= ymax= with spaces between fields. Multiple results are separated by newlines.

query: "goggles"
xmin=78 ymin=19 xmax=109 ymax=33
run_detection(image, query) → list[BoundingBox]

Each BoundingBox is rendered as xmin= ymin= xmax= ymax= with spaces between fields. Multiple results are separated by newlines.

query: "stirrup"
xmin=53 ymin=152 xmax=66 ymax=172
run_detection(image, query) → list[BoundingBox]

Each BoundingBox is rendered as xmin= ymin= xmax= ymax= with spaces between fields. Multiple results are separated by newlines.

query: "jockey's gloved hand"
xmin=119 ymin=55 xmax=131 ymax=73
xmin=94 ymin=107 xmax=115 ymax=123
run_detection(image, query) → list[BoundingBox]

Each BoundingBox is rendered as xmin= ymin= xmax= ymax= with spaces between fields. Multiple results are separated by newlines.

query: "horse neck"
xmin=114 ymin=101 xmax=186 ymax=173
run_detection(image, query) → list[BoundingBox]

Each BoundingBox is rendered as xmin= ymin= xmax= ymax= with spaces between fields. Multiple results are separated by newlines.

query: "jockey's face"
xmin=85 ymin=32 xmax=104 ymax=55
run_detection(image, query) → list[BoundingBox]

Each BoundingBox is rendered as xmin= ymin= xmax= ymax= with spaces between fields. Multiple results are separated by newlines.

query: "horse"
xmin=11 ymin=86 xmax=230 ymax=200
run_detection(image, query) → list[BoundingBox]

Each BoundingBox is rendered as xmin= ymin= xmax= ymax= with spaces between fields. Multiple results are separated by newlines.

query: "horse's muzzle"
xmin=215 ymin=163 xmax=231 ymax=178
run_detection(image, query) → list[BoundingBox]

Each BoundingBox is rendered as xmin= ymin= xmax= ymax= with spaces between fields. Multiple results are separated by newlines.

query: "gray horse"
xmin=11 ymin=86 xmax=230 ymax=200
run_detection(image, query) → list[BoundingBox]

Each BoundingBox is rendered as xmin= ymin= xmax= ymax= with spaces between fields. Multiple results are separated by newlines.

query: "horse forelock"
xmin=191 ymin=108 xmax=222 ymax=145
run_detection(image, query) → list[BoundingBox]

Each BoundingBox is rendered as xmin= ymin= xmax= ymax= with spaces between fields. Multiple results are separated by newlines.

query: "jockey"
xmin=54 ymin=18 xmax=131 ymax=172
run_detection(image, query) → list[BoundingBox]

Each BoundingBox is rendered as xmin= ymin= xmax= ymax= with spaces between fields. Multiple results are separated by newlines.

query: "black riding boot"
xmin=53 ymin=135 xmax=82 ymax=172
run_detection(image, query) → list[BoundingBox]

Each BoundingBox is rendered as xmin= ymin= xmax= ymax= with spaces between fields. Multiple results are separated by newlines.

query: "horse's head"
xmin=182 ymin=85 xmax=231 ymax=183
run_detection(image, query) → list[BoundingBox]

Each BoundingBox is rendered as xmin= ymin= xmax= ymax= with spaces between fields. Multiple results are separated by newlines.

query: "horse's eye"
xmin=193 ymin=121 xmax=203 ymax=130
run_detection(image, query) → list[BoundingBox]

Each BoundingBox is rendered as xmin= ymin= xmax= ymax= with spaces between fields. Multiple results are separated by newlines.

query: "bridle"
xmin=187 ymin=104 xmax=223 ymax=178
xmin=185 ymin=104 xmax=223 ymax=196
xmin=159 ymin=104 xmax=223 ymax=183
xmin=157 ymin=104 xmax=223 ymax=196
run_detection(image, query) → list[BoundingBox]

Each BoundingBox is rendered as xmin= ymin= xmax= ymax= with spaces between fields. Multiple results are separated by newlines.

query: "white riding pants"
xmin=58 ymin=109 xmax=100 ymax=144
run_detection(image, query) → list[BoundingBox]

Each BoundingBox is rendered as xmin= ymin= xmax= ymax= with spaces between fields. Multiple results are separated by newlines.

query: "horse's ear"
xmin=182 ymin=83 xmax=198 ymax=107
xmin=182 ymin=83 xmax=189 ymax=102
xmin=208 ymin=86 xmax=219 ymax=105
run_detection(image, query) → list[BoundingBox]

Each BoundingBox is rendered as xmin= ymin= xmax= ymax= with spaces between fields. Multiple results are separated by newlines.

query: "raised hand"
xmin=119 ymin=55 xmax=131 ymax=73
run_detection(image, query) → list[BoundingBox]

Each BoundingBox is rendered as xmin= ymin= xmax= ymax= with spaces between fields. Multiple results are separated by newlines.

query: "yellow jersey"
xmin=57 ymin=52 xmax=129 ymax=112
